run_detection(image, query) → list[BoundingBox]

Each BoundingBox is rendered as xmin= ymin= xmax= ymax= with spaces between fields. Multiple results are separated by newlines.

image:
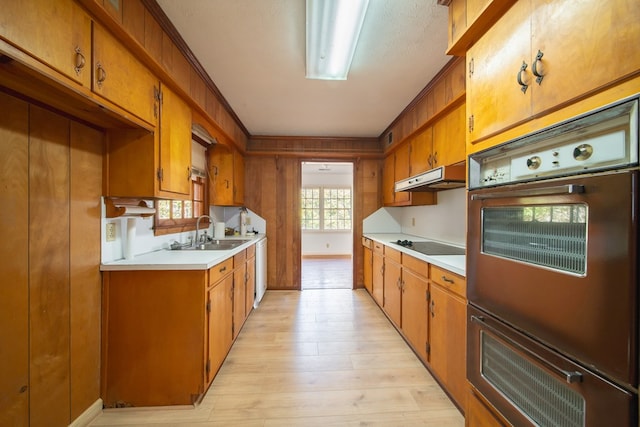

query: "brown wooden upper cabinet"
xmin=466 ymin=0 xmax=640 ymax=146
xmin=93 ymin=23 xmax=158 ymax=126
xmin=106 ymin=84 xmax=192 ymax=200
xmin=208 ymin=145 xmax=245 ymax=206
xmin=0 ymin=0 xmax=92 ymax=87
xmin=158 ymin=83 xmax=192 ymax=196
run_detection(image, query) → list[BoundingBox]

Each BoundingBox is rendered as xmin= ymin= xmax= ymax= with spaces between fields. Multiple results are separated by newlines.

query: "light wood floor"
xmin=302 ymin=257 xmax=353 ymax=290
xmin=90 ymin=289 xmax=464 ymax=426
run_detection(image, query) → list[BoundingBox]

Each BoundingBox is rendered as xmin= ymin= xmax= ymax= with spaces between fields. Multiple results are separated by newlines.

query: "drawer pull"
xmin=441 ymin=275 xmax=454 ymax=284
xmin=219 ymin=266 xmax=227 ymax=273
xmin=74 ymin=47 xmax=85 ymax=75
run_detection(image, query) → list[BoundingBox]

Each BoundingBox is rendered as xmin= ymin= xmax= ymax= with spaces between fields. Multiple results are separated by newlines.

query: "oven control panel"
xmin=469 ymin=97 xmax=638 ymax=188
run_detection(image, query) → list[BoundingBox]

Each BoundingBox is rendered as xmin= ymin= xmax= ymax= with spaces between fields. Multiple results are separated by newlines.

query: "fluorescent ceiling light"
xmin=306 ymin=0 xmax=370 ymax=80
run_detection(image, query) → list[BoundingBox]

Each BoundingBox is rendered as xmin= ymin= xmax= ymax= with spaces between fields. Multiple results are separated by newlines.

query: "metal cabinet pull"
xmin=517 ymin=61 xmax=529 ymax=93
xmin=96 ymin=62 xmax=107 ymax=87
xmin=219 ymin=266 xmax=227 ymax=273
xmin=441 ymin=275 xmax=454 ymax=284
xmin=532 ymin=50 xmax=544 ymax=84
xmin=74 ymin=47 xmax=85 ymax=75
xmin=471 ymin=184 xmax=585 ymax=201
xmin=471 ymin=315 xmax=583 ymax=384
xmin=430 ymin=300 xmax=435 ymax=317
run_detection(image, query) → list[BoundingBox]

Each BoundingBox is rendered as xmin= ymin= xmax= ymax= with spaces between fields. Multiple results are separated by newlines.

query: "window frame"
xmin=301 ymin=186 xmax=352 ymax=232
xmin=154 ymin=175 xmax=208 ymax=236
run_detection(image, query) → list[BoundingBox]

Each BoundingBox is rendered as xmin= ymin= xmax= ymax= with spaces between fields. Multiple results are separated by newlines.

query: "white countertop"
xmin=101 ymin=235 xmax=266 ymax=271
xmin=363 ymin=233 xmax=466 ymax=277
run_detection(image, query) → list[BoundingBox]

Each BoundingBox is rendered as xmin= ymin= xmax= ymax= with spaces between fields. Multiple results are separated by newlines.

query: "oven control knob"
xmin=573 ymin=144 xmax=593 ymax=161
xmin=526 ymin=156 xmax=542 ymax=170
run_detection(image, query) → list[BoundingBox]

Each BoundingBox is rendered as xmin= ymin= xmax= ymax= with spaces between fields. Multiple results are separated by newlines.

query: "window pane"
xmin=172 ymin=200 xmax=183 ymax=219
xmin=184 ymin=201 xmax=193 ymax=219
xmin=158 ymin=200 xmax=171 ymax=219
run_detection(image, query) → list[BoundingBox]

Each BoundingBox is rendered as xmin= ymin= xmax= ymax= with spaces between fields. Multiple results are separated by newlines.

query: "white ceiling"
xmin=156 ymin=0 xmax=451 ymax=138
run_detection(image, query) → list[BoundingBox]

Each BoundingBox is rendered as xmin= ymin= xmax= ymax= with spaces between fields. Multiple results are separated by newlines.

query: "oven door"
xmin=467 ymin=171 xmax=638 ymax=389
xmin=468 ymin=305 xmax=637 ymax=427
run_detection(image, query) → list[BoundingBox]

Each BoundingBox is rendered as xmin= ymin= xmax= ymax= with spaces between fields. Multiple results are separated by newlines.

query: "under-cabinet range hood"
xmin=395 ymin=164 xmax=466 ymax=192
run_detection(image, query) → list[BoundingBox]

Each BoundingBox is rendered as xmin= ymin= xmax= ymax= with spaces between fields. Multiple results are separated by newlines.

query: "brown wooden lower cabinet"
xmin=102 ymin=246 xmax=255 ymax=407
xmin=362 ymin=238 xmax=468 ymax=415
xmin=466 ymin=386 xmax=510 ymax=427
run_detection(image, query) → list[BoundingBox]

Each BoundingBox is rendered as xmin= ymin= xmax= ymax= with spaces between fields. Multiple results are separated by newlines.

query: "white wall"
xmin=398 ymin=188 xmax=467 ymax=246
xmin=301 ymin=162 xmax=353 ymax=256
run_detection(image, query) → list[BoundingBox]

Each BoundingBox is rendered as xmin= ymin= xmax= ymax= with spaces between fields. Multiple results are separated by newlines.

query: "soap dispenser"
xmin=239 ymin=207 xmax=248 ymax=236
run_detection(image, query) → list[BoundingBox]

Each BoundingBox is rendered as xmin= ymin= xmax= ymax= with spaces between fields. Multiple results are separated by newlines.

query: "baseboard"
xmin=69 ymin=398 xmax=103 ymax=427
xmin=302 ymin=254 xmax=351 ymax=259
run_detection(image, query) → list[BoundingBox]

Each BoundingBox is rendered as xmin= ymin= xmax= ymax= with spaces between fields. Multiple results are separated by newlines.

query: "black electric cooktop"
xmin=392 ymin=240 xmax=465 ymax=256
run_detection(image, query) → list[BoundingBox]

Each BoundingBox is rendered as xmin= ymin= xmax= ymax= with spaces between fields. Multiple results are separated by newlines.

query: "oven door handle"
xmin=471 ymin=315 xmax=583 ymax=384
xmin=470 ymin=184 xmax=585 ymax=200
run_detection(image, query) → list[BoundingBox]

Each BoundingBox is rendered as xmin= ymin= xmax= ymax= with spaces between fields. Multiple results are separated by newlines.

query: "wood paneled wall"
xmin=244 ymin=138 xmax=382 ymax=290
xmin=0 ymin=91 xmax=102 ymax=425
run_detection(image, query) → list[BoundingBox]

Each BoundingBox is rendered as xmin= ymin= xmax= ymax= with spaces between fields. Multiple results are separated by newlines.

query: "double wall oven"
xmin=467 ymin=96 xmax=639 ymax=426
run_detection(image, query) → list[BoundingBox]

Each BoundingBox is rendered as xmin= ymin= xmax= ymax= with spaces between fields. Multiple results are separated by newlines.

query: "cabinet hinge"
xmin=426 ymin=289 xmax=430 ymax=301
xmin=468 ymin=115 xmax=474 ymax=133
xmin=206 ymin=359 xmax=210 ymax=374
xmin=426 ymin=342 xmax=430 ymax=355
xmin=157 ymin=167 xmax=163 ymax=182
xmin=468 ymin=57 xmax=474 ymax=78
xmin=206 ymin=299 xmax=211 ymax=313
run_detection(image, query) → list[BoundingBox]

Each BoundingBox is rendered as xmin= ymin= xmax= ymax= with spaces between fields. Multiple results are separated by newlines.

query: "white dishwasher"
xmin=254 ymin=237 xmax=267 ymax=308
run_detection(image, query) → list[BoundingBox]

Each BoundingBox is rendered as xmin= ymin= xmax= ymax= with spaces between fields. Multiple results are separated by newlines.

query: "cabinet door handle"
xmin=432 ymin=151 xmax=438 ymax=166
xmin=430 ymin=300 xmax=435 ymax=318
xmin=74 ymin=47 xmax=86 ymax=75
xmin=396 ymin=278 xmax=401 ymax=289
xmin=427 ymin=154 xmax=433 ymax=168
xmin=441 ymin=275 xmax=454 ymax=284
xmin=517 ymin=61 xmax=528 ymax=93
xmin=532 ymin=50 xmax=544 ymax=85
xmin=187 ymin=167 xmax=191 ymax=181
xmin=96 ymin=62 xmax=107 ymax=87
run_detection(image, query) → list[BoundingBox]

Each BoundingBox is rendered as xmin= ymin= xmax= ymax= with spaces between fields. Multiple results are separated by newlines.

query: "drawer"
xmin=246 ymin=243 xmax=255 ymax=259
xmin=431 ymin=265 xmax=466 ymax=298
xmin=208 ymin=258 xmax=233 ymax=286
xmin=362 ymin=236 xmax=372 ymax=249
xmin=373 ymin=241 xmax=384 ymax=253
xmin=384 ymin=246 xmax=402 ymax=263
xmin=402 ymin=253 xmax=428 ymax=279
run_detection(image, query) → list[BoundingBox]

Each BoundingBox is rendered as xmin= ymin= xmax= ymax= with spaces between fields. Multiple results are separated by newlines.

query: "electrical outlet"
xmin=105 ymin=222 xmax=116 ymax=242
xmin=245 ymin=216 xmax=251 ymax=225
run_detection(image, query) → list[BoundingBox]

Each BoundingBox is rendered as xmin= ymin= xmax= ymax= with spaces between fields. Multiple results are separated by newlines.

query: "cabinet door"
xmin=383 ymin=258 xmax=402 ymax=327
xmin=466 ymin=0 xmax=531 ymax=144
xmin=0 ymin=0 xmax=91 ymax=87
xmin=207 ymin=274 xmax=233 ymax=384
xmin=382 ymin=154 xmax=395 ymax=206
xmin=372 ymin=250 xmax=384 ymax=306
xmin=233 ymin=261 xmax=247 ymax=339
xmin=363 ymin=246 xmax=373 ymax=294
xmin=531 ymin=0 xmax=640 ymax=115
xmin=159 ymin=84 xmax=192 ymax=196
xmin=233 ymin=150 xmax=245 ymax=205
xmin=93 ymin=23 xmax=158 ymax=125
xmin=209 ymin=145 xmax=234 ymax=206
xmin=245 ymin=256 xmax=255 ymax=316
xmin=432 ymin=103 xmax=466 ymax=167
xmin=430 ymin=284 xmax=467 ymax=410
xmin=411 ymin=127 xmax=433 ymax=174
xmin=393 ymin=143 xmax=411 ymax=204
xmin=401 ymin=268 xmax=429 ymax=362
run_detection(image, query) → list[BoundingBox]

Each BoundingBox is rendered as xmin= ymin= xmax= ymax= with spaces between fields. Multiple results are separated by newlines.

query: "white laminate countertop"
xmin=100 ymin=235 xmax=266 ymax=271
xmin=363 ymin=233 xmax=466 ymax=277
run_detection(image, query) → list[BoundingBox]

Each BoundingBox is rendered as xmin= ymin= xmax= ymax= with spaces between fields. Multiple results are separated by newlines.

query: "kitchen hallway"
xmin=90 ymin=289 xmax=464 ymax=426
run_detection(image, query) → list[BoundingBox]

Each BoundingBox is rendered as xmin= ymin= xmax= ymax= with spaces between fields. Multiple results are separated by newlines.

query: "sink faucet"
xmin=195 ymin=215 xmax=212 ymax=247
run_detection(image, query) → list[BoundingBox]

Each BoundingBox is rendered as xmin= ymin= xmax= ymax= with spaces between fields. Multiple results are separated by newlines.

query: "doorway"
xmin=301 ymin=161 xmax=354 ymax=290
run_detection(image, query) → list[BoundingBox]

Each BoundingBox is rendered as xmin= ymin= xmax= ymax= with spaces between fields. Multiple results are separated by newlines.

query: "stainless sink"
xmin=175 ymin=239 xmax=248 ymax=251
